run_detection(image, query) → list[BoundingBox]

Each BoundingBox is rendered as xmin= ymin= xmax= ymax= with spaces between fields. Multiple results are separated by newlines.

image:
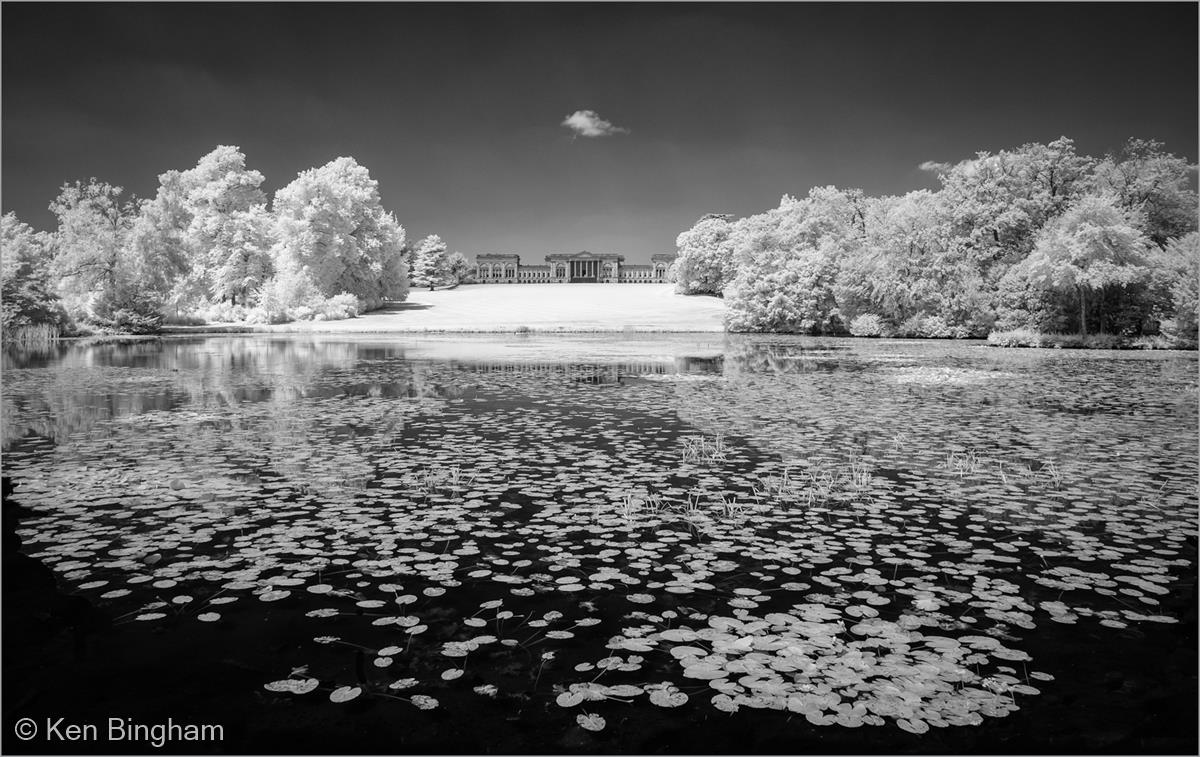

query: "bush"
xmin=161 ymin=312 xmax=206 ymax=327
xmin=1082 ymin=333 xmax=1126 ymax=350
xmin=1131 ymin=334 xmax=1196 ymax=350
xmin=1053 ymin=333 xmax=1085 ymax=349
xmin=894 ymin=315 xmax=924 ymax=338
xmin=1 ymin=288 xmax=71 ymax=334
xmin=99 ymin=308 xmax=163 ymax=335
xmin=196 ymin=301 xmax=255 ymax=324
xmin=848 ymin=314 xmax=886 ymax=337
xmin=320 ymin=293 xmax=360 ymax=320
xmin=987 ymin=329 xmax=1143 ymax=349
xmin=249 ymin=263 xmax=359 ymax=323
xmin=918 ymin=315 xmax=955 ymax=339
xmin=85 ymin=288 xmax=163 ymax=334
xmin=252 ymin=273 xmax=361 ymax=324
xmin=986 ymin=329 xmax=1049 ymax=348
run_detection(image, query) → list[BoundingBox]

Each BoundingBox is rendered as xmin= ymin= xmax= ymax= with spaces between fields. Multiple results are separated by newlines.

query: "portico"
xmin=545 ymin=252 xmax=625 ymax=283
xmin=569 ymin=259 xmax=601 ymax=282
xmin=474 ymin=250 xmax=673 ymax=284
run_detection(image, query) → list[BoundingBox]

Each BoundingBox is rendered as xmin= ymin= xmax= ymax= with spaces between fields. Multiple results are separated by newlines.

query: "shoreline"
xmin=19 ymin=329 xmax=1195 ymax=352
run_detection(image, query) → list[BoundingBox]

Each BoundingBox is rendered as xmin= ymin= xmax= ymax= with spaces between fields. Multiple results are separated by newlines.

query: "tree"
xmin=1092 ymin=138 xmax=1198 ymax=248
xmin=1152 ymin=232 xmax=1199 ymax=343
xmin=273 ymin=156 xmax=408 ymax=310
xmin=125 ymin=169 xmax=193 ymax=311
xmin=670 ymin=135 xmax=1194 ymax=338
xmin=210 ymin=205 xmax=274 ymax=305
xmin=1 ymin=212 xmax=69 ymax=331
xmin=725 ymin=237 xmax=845 ymax=332
xmin=446 ymin=251 xmax=470 ymax=284
xmin=836 ymin=191 xmax=993 ymax=336
xmin=935 ymin=137 xmax=1095 ymax=286
xmin=673 ymin=213 xmax=737 ymax=296
xmin=411 ymin=234 xmax=448 ymax=290
xmin=724 ymin=188 xmax=864 ymax=333
xmin=126 ymin=146 xmax=272 ymax=312
xmin=48 ymin=179 xmax=142 ymax=320
xmin=180 ymin=146 xmax=270 ymax=305
xmin=1011 ymin=194 xmax=1152 ymax=335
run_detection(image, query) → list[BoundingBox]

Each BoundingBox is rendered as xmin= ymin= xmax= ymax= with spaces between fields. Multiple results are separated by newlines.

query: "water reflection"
xmin=3 ymin=335 xmax=1197 ymax=449
xmin=1 ymin=334 xmax=1196 ymax=739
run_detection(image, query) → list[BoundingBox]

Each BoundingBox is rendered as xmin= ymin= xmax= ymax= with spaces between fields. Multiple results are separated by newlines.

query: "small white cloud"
xmin=562 ymin=109 xmax=629 ymax=138
xmin=919 ymin=160 xmax=951 ymax=174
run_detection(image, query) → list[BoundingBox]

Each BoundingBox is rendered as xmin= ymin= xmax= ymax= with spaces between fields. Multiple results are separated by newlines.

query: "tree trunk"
xmin=1078 ymin=286 xmax=1087 ymax=337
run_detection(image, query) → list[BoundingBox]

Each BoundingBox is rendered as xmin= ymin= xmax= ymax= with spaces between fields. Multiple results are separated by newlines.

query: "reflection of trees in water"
xmin=669 ymin=339 xmax=1197 ymax=542
xmin=1 ymin=337 xmax=429 ymax=447
xmin=6 ymin=351 xmax=452 ymax=505
xmin=721 ymin=335 xmax=855 ymax=379
xmin=2 ymin=340 xmax=81 ymax=371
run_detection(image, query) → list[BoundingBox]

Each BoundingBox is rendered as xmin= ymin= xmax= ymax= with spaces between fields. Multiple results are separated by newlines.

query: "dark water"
xmin=2 ymin=335 xmax=1196 ymax=754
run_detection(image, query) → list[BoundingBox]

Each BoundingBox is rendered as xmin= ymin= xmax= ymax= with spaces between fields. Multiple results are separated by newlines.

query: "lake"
xmin=2 ymin=334 xmax=1196 ymax=754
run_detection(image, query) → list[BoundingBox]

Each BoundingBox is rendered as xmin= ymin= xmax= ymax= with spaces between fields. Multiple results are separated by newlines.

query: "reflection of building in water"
xmin=474 ymin=251 xmax=675 ymax=284
xmin=456 ymin=357 xmax=722 ymax=384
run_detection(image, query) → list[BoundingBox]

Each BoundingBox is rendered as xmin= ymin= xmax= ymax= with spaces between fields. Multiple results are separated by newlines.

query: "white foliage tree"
xmin=673 ymin=214 xmax=738 ymax=296
xmin=446 ymin=251 xmax=470 ymax=284
xmin=1011 ymin=193 xmax=1152 ymax=335
xmin=129 ymin=145 xmax=271 ymax=310
xmin=182 ymin=146 xmax=269 ymax=304
xmin=48 ymin=179 xmax=140 ymax=319
xmin=272 ymin=156 xmax=408 ymax=311
xmin=724 ymin=188 xmax=865 ymax=333
xmin=210 ymin=205 xmax=275 ymax=306
xmin=411 ymin=234 xmax=448 ymax=290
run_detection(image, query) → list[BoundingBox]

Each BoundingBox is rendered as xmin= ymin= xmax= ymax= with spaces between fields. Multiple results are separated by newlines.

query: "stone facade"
xmin=474 ymin=251 xmax=675 ymax=284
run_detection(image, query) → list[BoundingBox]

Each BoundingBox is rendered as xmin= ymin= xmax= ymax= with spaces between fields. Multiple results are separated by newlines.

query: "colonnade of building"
xmin=473 ymin=252 xmax=675 ymax=283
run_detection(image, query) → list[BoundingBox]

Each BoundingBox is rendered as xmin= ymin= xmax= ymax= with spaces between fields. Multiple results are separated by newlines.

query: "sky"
xmin=3 ymin=3 xmax=1197 ymax=264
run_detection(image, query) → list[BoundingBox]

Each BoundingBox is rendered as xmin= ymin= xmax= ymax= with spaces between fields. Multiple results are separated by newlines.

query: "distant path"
xmin=266 ymin=283 xmax=726 ymax=333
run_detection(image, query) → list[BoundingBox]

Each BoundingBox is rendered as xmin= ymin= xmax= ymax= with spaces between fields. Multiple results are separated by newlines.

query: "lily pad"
xmin=329 ymin=686 xmax=362 ymax=703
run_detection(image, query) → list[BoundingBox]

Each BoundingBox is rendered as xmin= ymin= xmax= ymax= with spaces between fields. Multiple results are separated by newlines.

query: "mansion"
xmin=474 ymin=251 xmax=675 ymax=284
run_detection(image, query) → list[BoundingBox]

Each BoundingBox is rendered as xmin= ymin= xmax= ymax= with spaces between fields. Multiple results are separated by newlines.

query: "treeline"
xmin=1 ymin=146 xmax=465 ymax=337
xmin=670 ymin=138 xmax=1199 ymax=346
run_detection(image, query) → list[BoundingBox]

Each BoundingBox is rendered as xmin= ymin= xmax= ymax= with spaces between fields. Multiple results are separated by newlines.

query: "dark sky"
xmin=3 ymin=3 xmax=1197 ymax=263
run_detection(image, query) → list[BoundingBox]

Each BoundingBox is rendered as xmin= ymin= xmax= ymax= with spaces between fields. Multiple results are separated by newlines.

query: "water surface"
xmin=2 ymin=335 xmax=1196 ymax=753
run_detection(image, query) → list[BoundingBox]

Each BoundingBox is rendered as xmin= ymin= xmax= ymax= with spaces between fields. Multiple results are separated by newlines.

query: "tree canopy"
xmin=410 ymin=234 xmax=449 ymax=290
xmin=5 ymin=146 xmax=422 ymax=332
xmin=674 ymin=137 xmax=1196 ymax=344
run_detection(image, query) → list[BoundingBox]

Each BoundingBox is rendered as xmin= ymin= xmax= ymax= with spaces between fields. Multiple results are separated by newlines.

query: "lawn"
xmin=267 ymin=283 xmax=727 ymax=333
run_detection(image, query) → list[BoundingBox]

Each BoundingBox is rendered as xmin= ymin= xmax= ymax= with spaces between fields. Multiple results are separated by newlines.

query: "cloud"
xmin=561 ymin=109 xmax=629 ymax=138
xmin=918 ymin=160 xmax=951 ymax=174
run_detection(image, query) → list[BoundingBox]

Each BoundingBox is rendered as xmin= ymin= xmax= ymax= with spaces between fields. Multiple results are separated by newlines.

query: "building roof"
xmin=476 ymin=251 xmax=670 ymax=265
xmin=544 ymin=251 xmax=625 ymax=262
